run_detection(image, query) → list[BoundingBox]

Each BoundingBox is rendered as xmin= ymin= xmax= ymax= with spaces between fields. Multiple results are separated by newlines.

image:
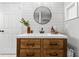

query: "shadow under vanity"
xmin=16 ymin=34 xmax=67 ymax=57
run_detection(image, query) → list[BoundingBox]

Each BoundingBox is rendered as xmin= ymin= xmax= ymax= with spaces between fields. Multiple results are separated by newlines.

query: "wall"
xmin=64 ymin=2 xmax=79 ymax=56
xmin=0 ymin=2 xmax=64 ymax=54
xmin=21 ymin=2 xmax=64 ymax=33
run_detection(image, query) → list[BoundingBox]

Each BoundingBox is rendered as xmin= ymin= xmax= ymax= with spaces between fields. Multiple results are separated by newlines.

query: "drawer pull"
xmin=49 ymin=43 xmax=58 ymax=46
xmin=49 ymin=53 xmax=58 ymax=56
xmin=26 ymin=53 xmax=34 ymax=56
xmin=27 ymin=43 xmax=34 ymax=46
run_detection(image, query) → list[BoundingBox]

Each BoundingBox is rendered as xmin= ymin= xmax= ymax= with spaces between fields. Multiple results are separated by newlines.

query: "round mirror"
xmin=34 ymin=6 xmax=52 ymax=24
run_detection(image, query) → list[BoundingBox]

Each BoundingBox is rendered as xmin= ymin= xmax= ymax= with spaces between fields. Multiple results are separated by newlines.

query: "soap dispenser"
xmin=51 ymin=26 xmax=56 ymax=34
xmin=51 ymin=26 xmax=59 ymax=34
xmin=51 ymin=26 xmax=55 ymax=31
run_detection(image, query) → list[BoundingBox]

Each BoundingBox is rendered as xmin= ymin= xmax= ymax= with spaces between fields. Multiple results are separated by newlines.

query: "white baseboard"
xmin=0 ymin=53 xmax=16 ymax=55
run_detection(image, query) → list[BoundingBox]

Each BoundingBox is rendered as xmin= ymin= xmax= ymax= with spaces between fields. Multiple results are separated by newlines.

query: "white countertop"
xmin=16 ymin=33 xmax=67 ymax=38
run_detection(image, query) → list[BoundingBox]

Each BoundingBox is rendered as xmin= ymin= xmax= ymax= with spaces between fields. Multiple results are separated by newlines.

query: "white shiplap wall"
xmin=0 ymin=2 xmax=64 ymax=54
xmin=21 ymin=2 xmax=64 ymax=33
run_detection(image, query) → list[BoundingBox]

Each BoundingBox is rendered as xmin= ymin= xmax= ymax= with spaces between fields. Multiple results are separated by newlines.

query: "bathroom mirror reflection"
xmin=34 ymin=6 xmax=52 ymax=24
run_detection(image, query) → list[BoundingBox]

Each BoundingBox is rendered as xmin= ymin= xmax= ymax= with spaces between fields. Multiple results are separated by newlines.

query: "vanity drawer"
xmin=20 ymin=49 xmax=41 ymax=57
xmin=43 ymin=39 xmax=64 ymax=49
xmin=43 ymin=49 xmax=64 ymax=57
xmin=20 ymin=39 xmax=40 ymax=48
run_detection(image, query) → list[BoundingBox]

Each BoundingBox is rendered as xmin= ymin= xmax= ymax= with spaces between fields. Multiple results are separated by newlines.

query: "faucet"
xmin=39 ymin=27 xmax=45 ymax=33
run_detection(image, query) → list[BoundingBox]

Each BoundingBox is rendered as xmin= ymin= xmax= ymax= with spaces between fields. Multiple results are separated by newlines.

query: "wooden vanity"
xmin=16 ymin=34 xmax=67 ymax=57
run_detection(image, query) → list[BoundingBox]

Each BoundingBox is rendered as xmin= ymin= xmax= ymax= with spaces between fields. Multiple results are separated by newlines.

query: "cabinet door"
xmin=20 ymin=38 xmax=40 ymax=48
xmin=20 ymin=49 xmax=41 ymax=57
xmin=43 ymin=49 xmax=64 ymax=57
xmin=43 ymin=39 xmax=64 ymax=49
xmin=0 ymin=3 xmax=21 ymax=54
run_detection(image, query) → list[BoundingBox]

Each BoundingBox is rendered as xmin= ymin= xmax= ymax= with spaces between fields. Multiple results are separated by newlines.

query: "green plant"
xmin=20 ymin=18 xmax=29 ymax=27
